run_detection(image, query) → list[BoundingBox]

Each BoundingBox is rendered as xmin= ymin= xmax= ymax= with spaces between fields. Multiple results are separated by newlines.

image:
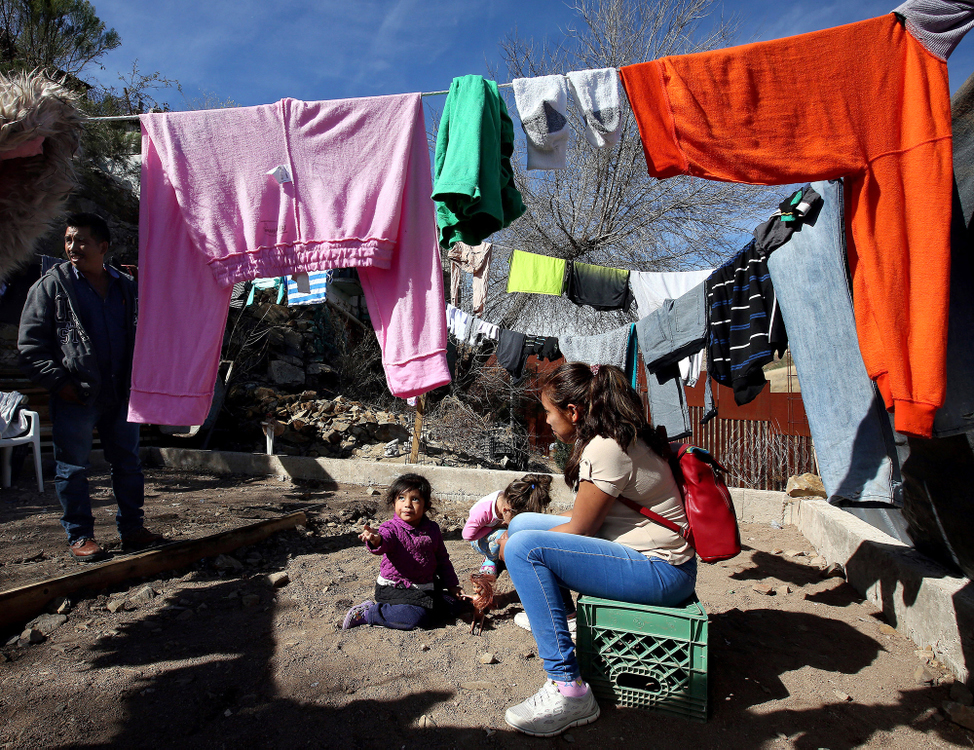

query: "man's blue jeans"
xmin=766 ymin=181 xmax=902 ymax=508
xmin=50 ymin=395 xmax=144 ymax=543
xmin=504 ymin=513 xmax=696 ymax=682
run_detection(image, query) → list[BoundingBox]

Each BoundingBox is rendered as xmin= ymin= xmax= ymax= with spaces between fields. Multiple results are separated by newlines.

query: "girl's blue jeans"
xmin=470 ymin=528 xmax=506 ymax=562
xmin=504 ymin=512 xmax=697 ymax=682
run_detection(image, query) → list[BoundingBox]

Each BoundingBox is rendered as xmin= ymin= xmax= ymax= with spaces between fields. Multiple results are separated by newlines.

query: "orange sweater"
xmin=620 ymin=14 xmax=952 ymax=438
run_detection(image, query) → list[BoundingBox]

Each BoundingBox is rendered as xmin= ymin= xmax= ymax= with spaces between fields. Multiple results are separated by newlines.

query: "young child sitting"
xmin=462 ymin=474 xmax=553 ymax=575
xmin=342 ymin=473 xmax=465 ymax=631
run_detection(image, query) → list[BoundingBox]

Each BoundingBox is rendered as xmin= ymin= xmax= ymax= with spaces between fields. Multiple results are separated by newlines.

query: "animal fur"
xmin=0 ymin=70 xmax=82 ymax=283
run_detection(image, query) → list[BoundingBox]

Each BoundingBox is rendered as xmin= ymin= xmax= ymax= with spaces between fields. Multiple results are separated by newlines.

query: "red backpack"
xmin=618 ymin=443 xmax=742 ymax=563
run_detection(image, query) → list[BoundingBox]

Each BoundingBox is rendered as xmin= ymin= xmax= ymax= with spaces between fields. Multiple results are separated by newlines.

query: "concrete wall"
xmin=796 ymin=499 xmax=973 ymax=684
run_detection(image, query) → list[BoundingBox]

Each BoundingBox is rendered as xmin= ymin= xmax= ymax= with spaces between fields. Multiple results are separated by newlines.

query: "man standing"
xmin=18 ymin=213 xmax=162 ymax=561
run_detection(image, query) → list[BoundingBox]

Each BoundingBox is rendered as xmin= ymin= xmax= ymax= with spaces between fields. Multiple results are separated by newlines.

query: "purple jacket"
xmin=368 ymin=514 xmax=460 ymax=589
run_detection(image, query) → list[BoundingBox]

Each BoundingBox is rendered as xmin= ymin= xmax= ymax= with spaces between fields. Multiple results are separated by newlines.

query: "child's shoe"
xmin=342 ymin=600 xmax=374 ymax=629
xmin=479 ymin=557 xmax=498 ymax=575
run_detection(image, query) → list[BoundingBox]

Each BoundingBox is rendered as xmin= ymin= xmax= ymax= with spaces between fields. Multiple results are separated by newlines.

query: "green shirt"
xmin=432 ymin=75 xmax=526 ymax=249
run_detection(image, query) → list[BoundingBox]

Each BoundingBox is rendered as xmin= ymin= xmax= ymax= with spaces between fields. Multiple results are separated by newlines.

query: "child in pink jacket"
xmin=462 ymin=474 xmax=553 ymax=575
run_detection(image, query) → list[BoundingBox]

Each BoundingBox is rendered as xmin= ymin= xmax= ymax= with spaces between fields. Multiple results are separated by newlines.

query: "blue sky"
xmin=87 ymin=0 xmax=974 ymax=109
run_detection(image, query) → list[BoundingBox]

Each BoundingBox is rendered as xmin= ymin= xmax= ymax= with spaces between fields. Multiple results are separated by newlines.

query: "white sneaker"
xmin=514 ymin=611 xmax=577 ymax=636
xmin=505 ymin=679 xmax=600 ymax=737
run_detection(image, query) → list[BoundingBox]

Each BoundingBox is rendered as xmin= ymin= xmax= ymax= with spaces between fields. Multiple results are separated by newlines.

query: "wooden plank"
xmin=0 ymin=511 xmax=307 ymax=630
xmin=410 ymin=394 xmax=425 ymax=463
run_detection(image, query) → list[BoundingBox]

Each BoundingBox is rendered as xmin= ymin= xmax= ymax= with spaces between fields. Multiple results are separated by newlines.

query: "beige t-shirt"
xmin=579 ymin=435 xmax=694 ymax=565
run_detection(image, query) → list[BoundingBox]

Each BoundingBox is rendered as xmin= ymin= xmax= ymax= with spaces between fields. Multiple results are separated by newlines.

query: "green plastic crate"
xmin=576 ymin=595 xmax=708 ymax=722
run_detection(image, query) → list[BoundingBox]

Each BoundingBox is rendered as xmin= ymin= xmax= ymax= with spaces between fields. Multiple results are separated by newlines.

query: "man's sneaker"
xmin=120 ymin=527 xmax=166 ymax=552
xmin=505 ymin=679 xmax=600 ymax=737
xmin=69 ymin=537 xmax=108 ymax=563
xmin=342 ymin=600 xmax=374 ymax=629
xmin=514 ymin=611 xmax=577 ymax=636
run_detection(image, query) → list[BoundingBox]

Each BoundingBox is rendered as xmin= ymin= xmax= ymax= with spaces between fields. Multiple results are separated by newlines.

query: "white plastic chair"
xmin=0 ymin=410 xmax=44 ymax=492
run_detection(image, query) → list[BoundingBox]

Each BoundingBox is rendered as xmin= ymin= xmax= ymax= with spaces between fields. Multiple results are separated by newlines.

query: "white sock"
xmin=566 ymin=68 xmax=622 ymax=149
xmin=512 ymin=75 xmax=570 ymax=170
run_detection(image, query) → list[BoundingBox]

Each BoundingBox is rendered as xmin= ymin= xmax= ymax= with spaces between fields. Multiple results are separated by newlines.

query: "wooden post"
xmin=410 ymin=394 xmax=425 ymax=464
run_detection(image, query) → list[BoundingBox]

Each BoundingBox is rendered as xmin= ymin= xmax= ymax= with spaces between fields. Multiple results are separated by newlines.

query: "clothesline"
xmin=82 ymin=81 xmax=518 ymax=122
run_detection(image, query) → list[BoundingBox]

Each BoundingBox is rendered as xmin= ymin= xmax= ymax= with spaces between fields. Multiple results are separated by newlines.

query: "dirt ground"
xmin=1 ymin=465 xmax=972 ymax=749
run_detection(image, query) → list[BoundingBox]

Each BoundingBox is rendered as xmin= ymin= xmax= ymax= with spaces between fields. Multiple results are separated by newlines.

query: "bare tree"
xmin=487 ymin=0 xmax=782 ymax=335
xmin=0 ymin=0 xmax=120 ymax=78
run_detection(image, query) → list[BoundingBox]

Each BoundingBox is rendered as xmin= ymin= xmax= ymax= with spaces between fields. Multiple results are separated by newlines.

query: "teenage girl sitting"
xmin=499 ymin=363 xmax=696 ymax=737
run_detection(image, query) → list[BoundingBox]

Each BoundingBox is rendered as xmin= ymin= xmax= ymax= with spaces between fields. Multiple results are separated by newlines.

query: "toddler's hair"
xmin=503 ymin=474 xmax=553 ymax=515
xmin=384 ymin=473 xmax=434 ymax=511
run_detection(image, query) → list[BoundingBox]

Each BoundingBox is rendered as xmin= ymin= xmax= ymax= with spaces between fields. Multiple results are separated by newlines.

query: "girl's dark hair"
xmin=504 ymin=473 xmax=553 ymax=515
xmin=384 ymin=473 xmax=433 ymax=511
xmin=541 ymin=362 xmax=667 ymax=488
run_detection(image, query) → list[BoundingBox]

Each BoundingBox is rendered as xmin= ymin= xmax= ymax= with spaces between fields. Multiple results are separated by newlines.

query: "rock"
xmin=177 ymin=609 xmax=195 ymax=621
xmin=943 ymin=701 xmax=974 ymax=731
xmin=417 ymin=714 xmax=436 ymax=728
xmin=420 ymin=644 xmax=430 ymax=652
xmin=810 ymin=556 xmax=827 ymax=567
xmin=914 ymin=666 xmax=936 ymax=685
xmin=563 ymin=733 xmax=575 ymax=743
xmin=306 ymin=362 xmax=335 ymax=376
xmin=479 ymin=652 xmax=498 ymax=665
xmin=372 ymin=422 xmax=410 ymax=442
xmin=785 ymin=473 xmax=827 ymax=498
xmin=771 ymin=548 xmax=784 ymax=555
xmin=833 ymin=690 xmax=852 ymax=701
xmin=20 ymin=628 xmax=44 ymax=644
xmin=950 ymin=682 xmax=974 ymax=706
xmin=267 ymin=572 xmax=290 ymax=588
xmin=774 ymin=585 xmax=791 ymax=596
xmin=784 ymin=550 xmax=806 ymax=557
xmin=241 ymin=594 xmax=261 ymax=607
xmin=268 ymin=360 xmax=305 ymax=386
xmin=26 ymin=613 xmax=67 ymax=635
xmin=106 ymin=599 xmax=126 ymax=613
xmin=752 ymin=584 xmax=775 ymax=596
xmin=130 ymin=586 xmax=157 ymax=605
xmin=522 ymin=652 xmax=535 ymax=659
xmin=878 ymin=623 xmax=898 ymax=636
xmin=214 ymin=554 xmax=244 ymax=571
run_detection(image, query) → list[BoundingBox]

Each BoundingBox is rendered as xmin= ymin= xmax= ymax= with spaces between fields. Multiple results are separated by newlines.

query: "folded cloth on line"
xmin=448 ymin=241 xmax=492 ymax=314
xmin=566 ymin=260 xmax=633 ymax=311
xmin=287 ymin=270 xmax=332 ymax=306
xmin=566 ymin=68 xmax=623 ymax=149
xmin=513 ymin=74 xmax=570 ymax=170
xmin=497 ymin=328 xmax=528 ymax=378
xmin=506 ymin=249 xmax=566 ymax=295
xmin=133 ymin=93 xmax=450 ymax=425
xmin=630 ymin=269 xmax=714 ymax=319
xmin=433 ymin=76 xmax=525 ymax=249
xmin=560 ymin=324 xmax=634 ymax=376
